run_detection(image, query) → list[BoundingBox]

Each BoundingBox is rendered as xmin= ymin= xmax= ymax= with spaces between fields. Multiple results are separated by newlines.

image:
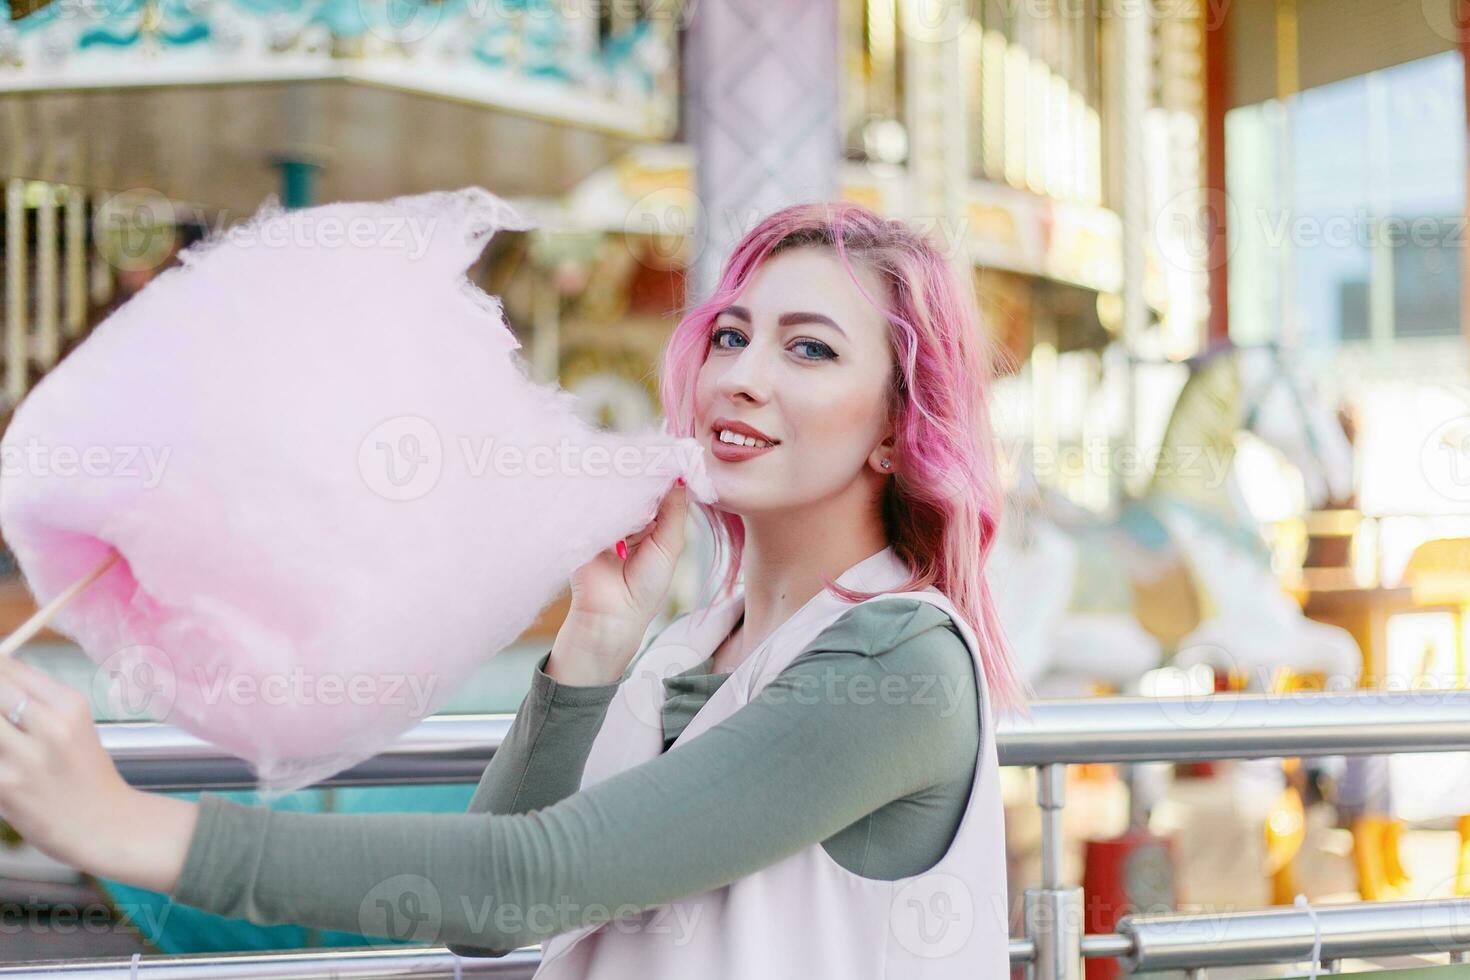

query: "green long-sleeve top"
xmin=167 ymin=597 xmax=981 ymax=954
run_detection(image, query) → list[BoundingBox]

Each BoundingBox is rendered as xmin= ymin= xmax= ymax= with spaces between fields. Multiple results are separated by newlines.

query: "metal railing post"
xmin=1024 ymin=763 xmax=1083 ymax=980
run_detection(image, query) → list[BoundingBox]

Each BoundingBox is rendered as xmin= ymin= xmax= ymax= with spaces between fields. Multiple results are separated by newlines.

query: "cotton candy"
xmin=0 ymin=187 xmax=714 ymax=795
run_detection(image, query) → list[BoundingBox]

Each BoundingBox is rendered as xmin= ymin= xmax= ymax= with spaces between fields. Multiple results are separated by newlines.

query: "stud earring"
xmin=881 ymin=459 xmax=891 ymax=469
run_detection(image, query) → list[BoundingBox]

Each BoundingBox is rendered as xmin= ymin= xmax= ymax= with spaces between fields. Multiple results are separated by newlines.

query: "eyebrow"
xmin=717 ymin=305 xmax=849 ymax=340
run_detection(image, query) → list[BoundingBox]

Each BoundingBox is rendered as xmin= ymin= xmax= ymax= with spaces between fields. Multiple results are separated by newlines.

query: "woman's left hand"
xmin=0 ymin=653 xmax=133 ymax=869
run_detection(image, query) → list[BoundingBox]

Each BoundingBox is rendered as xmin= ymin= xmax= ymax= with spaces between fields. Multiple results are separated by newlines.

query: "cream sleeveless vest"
xmin=532 ymin=545 xmax=1010 ymax=979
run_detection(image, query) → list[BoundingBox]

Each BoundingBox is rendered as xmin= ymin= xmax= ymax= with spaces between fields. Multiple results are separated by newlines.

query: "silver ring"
xmin=7 ymin=694 xmax=28 ymax=730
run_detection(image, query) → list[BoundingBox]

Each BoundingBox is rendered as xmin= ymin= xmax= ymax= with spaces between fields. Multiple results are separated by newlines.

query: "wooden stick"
xmin=0 ymin=551 xmax=119 ymax=659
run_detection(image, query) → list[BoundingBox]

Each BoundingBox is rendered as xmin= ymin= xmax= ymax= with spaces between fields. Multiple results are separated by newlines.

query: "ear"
xmin=868 ymin=430 xmax=897 ymax=476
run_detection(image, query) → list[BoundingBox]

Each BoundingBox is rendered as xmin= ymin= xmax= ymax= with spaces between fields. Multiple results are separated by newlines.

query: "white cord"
xmin=451 ymin=951 xmax=462 ymax=980
xmin=1295 ymin=893 xmax=1323 ymax=979
xmin=130 ymin=951 xmax=141 ymax=980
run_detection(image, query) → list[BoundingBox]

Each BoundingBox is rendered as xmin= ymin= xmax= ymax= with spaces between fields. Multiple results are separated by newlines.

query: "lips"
xmin=705 ymin=416 xmax=780 ymax=463
xmin=709 ymin=429 xmax=778 ymax=462
xmin=710 ymin=417 xmax=779 ymax=444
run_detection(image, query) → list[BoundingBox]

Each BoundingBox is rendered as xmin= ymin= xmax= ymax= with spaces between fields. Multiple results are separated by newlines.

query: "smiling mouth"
xmin=713 ymin=428 xmax=779 ymax=450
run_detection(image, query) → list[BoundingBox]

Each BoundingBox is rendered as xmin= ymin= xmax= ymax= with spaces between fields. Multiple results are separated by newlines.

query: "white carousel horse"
xmin=991 ymin=340 xmax=1372 ymax=900
xmin=996 ymin=340 xmax=1360 ymax=697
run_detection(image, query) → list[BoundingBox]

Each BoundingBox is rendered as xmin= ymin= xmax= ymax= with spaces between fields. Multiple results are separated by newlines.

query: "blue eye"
xmin=710 ymin=326 xmax=745 ymax=350
xmin=793 ymin=339 xmax=837 ymax=360
xmin=708 ymin=327 xmax=837 ymax=361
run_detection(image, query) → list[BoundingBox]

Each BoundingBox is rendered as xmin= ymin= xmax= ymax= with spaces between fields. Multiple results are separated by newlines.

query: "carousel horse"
xmin=990 ymin=340 xmax=1415 ymax=901
xmin=1005 ymin=340 xmax=1359 ymax=695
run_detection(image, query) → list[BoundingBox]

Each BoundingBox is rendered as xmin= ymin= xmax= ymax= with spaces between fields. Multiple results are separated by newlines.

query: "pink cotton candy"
xmin=0 ymin=187 xmax=715 ymax=796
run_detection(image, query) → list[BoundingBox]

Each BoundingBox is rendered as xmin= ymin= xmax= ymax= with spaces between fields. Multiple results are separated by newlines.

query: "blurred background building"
xmin=2 ymin=0 xmax=1469 ymax=970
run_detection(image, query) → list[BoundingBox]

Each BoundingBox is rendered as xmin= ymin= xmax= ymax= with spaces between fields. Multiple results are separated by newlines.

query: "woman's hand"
xmin=0 ymin=654 xmax=198 ymax=894
xmin=0 ymin=654 xmax=132 ymax=865
xmin=550 ymin=479 xmax=691 ymax=686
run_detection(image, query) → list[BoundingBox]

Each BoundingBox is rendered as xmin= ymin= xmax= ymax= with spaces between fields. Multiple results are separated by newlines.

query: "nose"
xmin=714 ymin=340 xmax=774 ymax=405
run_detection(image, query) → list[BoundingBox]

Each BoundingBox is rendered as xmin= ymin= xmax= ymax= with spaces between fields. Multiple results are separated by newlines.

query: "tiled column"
xmin=684 ymin=0 xmax=840 ymax=302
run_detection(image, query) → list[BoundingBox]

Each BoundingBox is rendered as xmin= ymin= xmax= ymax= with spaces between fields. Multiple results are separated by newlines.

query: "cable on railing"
xmin=1295 ymin=893 xmax=1323 ymax=980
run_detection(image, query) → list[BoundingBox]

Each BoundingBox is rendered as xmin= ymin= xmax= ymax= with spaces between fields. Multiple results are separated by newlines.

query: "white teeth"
xmin=717 ymin=429 xmax=773 ymax=449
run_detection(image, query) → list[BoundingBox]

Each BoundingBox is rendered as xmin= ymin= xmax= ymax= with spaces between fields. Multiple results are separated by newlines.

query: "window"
xmin=1226 ymin=51 xmax=1464 ymax=348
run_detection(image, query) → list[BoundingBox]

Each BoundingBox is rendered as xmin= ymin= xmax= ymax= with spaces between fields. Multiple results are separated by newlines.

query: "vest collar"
xmin=686 ymin=544 xmax=913 ymax=660
xmin=830 ymin=543 xmax=912 ymax=593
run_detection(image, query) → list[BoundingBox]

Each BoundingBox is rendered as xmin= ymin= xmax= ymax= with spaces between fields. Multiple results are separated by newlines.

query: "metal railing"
xmin=0 ymin=948 xmax=540 ymax=978
xmin=7 ymin=691 xmax=1470 ymax=977
xmin=104 ymin=689 xmax=1470 ymax=788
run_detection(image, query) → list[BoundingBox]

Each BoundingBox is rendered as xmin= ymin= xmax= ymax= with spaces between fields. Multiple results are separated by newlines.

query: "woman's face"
xmin=693 ymin=245 xmax=897 ymax=515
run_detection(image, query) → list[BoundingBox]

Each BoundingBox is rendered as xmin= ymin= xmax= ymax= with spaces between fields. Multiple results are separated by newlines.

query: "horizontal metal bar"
xmin=1009 ymin=938 xmax=1036 ymax=963
xmin=3 ymin=939 xmax=1064 ymax=976
xmin=1006 ymin=933 xmax=1136 ymax=965
xmin=1117 ymin=898 xmax=1470 ymax=972
xmin=1003 ymin=689 xmax=1470 ymax=765
xmin=1081 ymin=933 xmax=1134 ymax=958
xmin=106 ymin=717 xmax=513 ymax=790
xmin=0 ymin=947 xmax=538 ymax=978
xmin=101 ymin=691 xmax=1470 ymax=790
xmin=9 ymin=903 xmax=1458 ymax=980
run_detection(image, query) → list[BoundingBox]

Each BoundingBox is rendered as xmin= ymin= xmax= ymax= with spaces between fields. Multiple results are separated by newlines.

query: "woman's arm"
xmin=161 ymin=601 xmax=978 ymax=952
xmin=448 ymin=650 xmax=619 ymax=957
xmin=463 ymin=650 xmax=620 ymax=816
xmin=50 ymin=648 xmax=623 ymax=900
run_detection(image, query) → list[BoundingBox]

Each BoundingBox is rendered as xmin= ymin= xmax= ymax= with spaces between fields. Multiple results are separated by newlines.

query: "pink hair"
xmin=658 ymin=201 xmax=1029 ymax=716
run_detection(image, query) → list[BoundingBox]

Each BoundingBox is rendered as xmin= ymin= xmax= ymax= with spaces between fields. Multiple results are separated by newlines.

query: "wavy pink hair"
xmin=658 ymin=201 xmax=1028 ymax=715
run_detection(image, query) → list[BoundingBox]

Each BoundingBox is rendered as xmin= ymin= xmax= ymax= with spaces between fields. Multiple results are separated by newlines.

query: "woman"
xmin=0 ymin=202 xmax=1026 ymax=977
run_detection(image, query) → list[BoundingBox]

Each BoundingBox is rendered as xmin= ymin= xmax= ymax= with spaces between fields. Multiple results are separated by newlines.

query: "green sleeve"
xmin=463 ymin=650 xmax=620 ymax=817
xmin=168 ymin=599 xmax=976 ymax=952
xmin=449 ymin=649 xmax=619 ymax=956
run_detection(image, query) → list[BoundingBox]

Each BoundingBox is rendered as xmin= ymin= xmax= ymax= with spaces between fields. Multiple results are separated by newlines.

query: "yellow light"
xmin=1049 ymin=74 xmax=1072 ymax=199
xmin=869 ymin=0 xmax=896 ymax=63
xmin=1027 ymin=59 xmax=1050 ymax=194
xmin=1084 ymin=106 xmax=1102 ymax=204
xmin=1070 ymin=89 xmax=1087 ymax=203
xmin=868 ymin=0 xmax=896 ymax=116
xmin=1004 ymin=45 xmax=1028 ymax=188
xmin=981 ymin=30 xmax=1006 ymax=182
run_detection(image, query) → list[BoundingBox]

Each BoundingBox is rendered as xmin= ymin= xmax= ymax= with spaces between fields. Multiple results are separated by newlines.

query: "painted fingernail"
xmin=676 ymin=476 xmax=685 ymax=487
xmin=615 ymin=539 xmax=628 ymax=561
